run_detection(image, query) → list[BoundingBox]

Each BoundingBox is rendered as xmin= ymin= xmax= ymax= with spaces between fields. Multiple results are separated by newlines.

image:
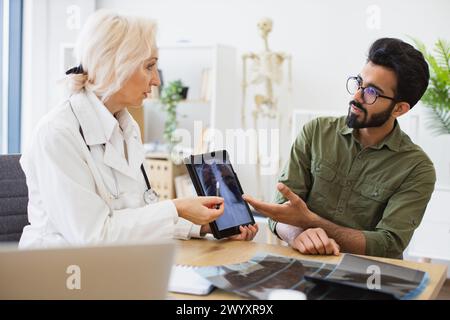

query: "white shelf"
xmin=144 ymin=44 xmax=238 ymax=153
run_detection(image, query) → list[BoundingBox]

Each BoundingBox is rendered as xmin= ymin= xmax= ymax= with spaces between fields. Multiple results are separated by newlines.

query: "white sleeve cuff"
xmin=276 ymin=223 xmax=303 ymax=246
xmin=173 ymin=217 xmax=195 ymax=240
xmin=173 ymin=220 xmax=203 ymax=239
xmin=189 ymin=223 xmax=202 ymax=238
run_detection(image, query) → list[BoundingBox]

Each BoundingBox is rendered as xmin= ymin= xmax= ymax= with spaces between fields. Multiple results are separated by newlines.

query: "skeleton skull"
xmin=257 ymin=18 xmax=273 ymax=39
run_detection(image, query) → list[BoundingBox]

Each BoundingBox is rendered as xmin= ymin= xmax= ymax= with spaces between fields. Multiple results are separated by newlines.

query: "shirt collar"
xmin=339 ymin=118 xmax=402 ymax=152
xmin=115 ymin=108 xmax=140 ymax=141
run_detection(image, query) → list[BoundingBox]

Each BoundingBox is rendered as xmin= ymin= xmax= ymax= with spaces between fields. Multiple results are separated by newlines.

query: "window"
xmin=0 ymin=0 xmax=23 ymax=154
xmin=1 ymin=0 xmax=5 ymax=153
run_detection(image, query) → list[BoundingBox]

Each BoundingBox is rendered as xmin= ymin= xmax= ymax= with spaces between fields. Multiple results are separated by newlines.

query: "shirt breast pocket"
xmin=350 ymin=183 xmax=394 ymax=229
xmin=308 ymin=161 xmax=338 ymax=216
xmin=311 ymin=161 xmax=337 ymax=196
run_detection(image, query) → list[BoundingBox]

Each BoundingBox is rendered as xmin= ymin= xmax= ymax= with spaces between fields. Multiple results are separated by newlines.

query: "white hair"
xmin=65 ymin=10 xmax=157 ymax=102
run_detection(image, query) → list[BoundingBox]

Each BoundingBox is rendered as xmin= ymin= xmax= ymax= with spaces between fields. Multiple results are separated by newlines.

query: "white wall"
xmin=21 ymin=0 xmax=96 ymax=150
xmin=96 ymin=0 xmax=450 ymax=196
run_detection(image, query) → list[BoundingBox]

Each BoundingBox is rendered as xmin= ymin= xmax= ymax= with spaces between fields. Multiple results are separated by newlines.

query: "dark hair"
xmin=367 ymin=38 xmax=429 ymax=108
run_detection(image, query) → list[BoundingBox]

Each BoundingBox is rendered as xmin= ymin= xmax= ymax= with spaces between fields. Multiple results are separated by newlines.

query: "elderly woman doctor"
xmin=19 ymin=10 xmax=258 ymax=248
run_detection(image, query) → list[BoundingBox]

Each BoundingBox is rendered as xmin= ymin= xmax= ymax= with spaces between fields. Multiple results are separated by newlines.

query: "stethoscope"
xmin=69 ymin=101 xmax=160 ymax=205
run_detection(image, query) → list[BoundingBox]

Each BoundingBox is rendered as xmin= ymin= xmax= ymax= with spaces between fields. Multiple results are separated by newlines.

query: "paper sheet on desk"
xmin=169 ymin=265 xmax=214 ymax=295
xmin=194 ymin=253 xmax=428 ymax=300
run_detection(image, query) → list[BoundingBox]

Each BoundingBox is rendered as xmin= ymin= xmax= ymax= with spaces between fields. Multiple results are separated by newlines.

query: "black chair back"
xmin=0 ymin=154 xmax=29 ymax=241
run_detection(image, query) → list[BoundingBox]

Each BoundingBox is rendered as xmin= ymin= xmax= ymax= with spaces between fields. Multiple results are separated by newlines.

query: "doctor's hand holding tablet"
xmin=172 ymin=197 xmax=224 ymax=226
xmin=185 ymin=151 xmax=259 ymax=240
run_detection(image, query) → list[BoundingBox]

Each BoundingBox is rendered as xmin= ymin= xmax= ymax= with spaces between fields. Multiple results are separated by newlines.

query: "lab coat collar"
xmin=69 ymin=90 xmax=145 ymax=180
xmin=69 ymin=90 xmax=114 ymax=146
xmin=87 ymin=90 xmax=117 ymax=143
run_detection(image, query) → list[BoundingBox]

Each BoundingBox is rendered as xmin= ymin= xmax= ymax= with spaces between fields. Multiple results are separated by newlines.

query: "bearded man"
xmin=243 ymin=38 xmax=435 ymax=259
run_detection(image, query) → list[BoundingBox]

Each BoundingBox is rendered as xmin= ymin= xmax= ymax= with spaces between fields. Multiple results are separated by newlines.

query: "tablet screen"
xmin=193 ymin=160 xmax=253 ymax=231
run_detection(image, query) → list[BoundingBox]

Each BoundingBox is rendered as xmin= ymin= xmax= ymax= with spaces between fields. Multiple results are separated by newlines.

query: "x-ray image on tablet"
xmin=185 ymin=150 xmax=255 ymax=239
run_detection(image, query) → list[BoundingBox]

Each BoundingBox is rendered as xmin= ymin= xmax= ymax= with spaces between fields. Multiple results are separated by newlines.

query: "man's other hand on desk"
xmin=293 ymin=228 xmax=340 ymax=256
xmin=276 ymin=223 xmax=340 ymax=256
xmin=200 ymin=224 xmax=259 ymax=241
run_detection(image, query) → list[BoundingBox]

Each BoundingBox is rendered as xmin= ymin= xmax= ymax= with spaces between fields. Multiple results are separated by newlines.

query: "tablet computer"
xmin=184 ymin=150 xmax=255 ymax=239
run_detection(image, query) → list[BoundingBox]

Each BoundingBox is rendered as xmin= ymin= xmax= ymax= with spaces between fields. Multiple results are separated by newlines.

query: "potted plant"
xmin=413 ymin=38 xmax=450 ymax=136
xmin=160 ymin=80 xmax=188 ymax=147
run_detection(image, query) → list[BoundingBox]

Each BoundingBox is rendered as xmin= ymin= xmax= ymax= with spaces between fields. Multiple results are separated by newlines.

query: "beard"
xmin=346 ymin=100 xmax=395 ymax=129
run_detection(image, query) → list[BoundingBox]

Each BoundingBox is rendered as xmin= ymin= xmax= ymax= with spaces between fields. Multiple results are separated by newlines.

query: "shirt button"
xmin=346 ymin=181 xmax=352 ymax=186
xmin=337 ymin=207 xmax=344 ymax=213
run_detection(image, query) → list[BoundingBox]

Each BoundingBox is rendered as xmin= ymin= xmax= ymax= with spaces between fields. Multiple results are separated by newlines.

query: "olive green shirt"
xmin=269 ymin=116 xmax=436 ymax=258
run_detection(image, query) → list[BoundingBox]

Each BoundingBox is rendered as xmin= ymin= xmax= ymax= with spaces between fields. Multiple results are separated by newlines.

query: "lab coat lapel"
xmin=103 ymin=141 xmax=138 ymax=180
xmin=117 ymin=110 xmax=145 ymax=178
xmin=126 ymin=131 xmax=145 ymax=175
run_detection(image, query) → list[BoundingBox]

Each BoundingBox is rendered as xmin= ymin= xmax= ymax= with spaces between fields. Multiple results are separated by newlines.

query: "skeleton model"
xmin=242 ymin=18 xmax=292 ymax=199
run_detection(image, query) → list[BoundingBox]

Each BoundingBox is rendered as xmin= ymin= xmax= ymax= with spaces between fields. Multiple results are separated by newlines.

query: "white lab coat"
xmin=19 ymin=89 xmax=200 ymax=249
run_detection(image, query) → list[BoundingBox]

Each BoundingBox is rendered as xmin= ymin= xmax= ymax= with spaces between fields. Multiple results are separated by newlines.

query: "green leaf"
xmin=426 ymin=108 xmax=450 ymax=136
xmin=411 ymin=37 xmax=450 ymax=136
xmin=434 ymin=39 xmax=450 ymax=72
xmin=159 ymin=79 xmax=186 ymax=145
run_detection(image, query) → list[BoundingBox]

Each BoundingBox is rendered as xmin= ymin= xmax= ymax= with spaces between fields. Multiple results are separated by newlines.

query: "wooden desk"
xmin=171 ymin=238 xmax=448 ymax=300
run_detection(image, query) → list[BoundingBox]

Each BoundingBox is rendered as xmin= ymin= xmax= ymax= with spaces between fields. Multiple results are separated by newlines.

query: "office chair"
xmin=0 ymin=154 xmax=29 ymax=242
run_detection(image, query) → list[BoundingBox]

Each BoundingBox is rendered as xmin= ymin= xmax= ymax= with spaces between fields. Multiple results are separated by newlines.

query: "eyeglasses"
xmin=346 ymin=76 xmax=396 ymax=105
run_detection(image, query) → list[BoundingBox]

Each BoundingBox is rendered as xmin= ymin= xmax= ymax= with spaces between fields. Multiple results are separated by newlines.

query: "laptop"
xmin=0 ymin=242 xmax=175 ymax=300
